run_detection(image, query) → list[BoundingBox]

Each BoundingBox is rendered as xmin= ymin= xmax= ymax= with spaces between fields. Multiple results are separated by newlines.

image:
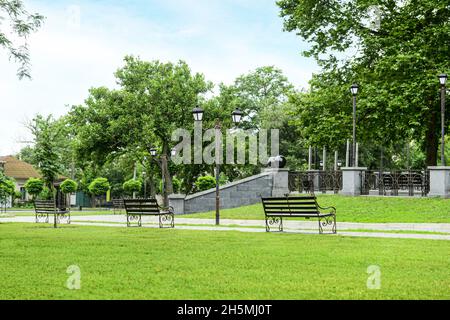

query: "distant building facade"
xmin=0 ymin=156 xmax=41 ymax=203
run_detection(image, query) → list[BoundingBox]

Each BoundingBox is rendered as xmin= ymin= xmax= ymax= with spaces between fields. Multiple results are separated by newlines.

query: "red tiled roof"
xmin=0 ymin=156 xmax=41 ymax=179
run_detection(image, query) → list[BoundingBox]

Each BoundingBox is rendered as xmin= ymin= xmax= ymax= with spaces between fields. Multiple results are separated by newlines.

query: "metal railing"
xmin=289 ymin=171 xmax=343 ymax=194
xmin=360 ymin=170 xmax=430 ymax=197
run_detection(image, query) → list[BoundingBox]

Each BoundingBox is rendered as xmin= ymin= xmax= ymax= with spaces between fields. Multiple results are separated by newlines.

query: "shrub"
xmin=39 ymin=187 xmax=54 ymax=200
xmin=88 ymin=178 xmax=110 ymax=196
xmin=195 ymin=175 xmax=216 ymax=192
xmin=173 ymin=177 xmax=182 ymax=193
xmin=24 ymin=178 xmax=44 ymax=199
xmin=60 ymin=179 xmax=78 ymax=194
xmin=123 ymin=179 xmax=142 ymax=196
xmin=158 ymin=177 xmax=182 ymax=194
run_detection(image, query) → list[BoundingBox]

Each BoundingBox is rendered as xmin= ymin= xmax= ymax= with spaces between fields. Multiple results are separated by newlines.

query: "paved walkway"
xmin=2 ymin=214 xmax=450 ymax=241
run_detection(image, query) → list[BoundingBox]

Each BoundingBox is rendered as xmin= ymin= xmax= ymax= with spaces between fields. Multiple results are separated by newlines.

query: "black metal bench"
xmin=34 ymin=200 xmax=71 ymax=224
xmin=123 ymin=199 xmax=175 ymax=228
xmin=112 ymin=198 xmax=124 ymax=215
xmin=261 ymin=196 xmax=336 ymax=234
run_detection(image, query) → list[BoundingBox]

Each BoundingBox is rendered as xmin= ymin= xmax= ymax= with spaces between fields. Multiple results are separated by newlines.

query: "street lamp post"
xmin=192 ymin=106 xmax=243 ymax=226
xmin=438 ymin=74 xmax=448 ymax=166
xmin=350 ymin=84 xmax=359 ymax=167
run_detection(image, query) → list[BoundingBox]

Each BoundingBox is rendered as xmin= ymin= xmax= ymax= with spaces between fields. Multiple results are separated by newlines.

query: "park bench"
xmin=261 ymin=196 xmax=336 ymax=234
xmin=34 ymin=200 xmax=71 ymax=224
xmin=123 ymin=199 xmax=175 ymax=228
xmin=112 ymin=198 xmax=124 ymax=215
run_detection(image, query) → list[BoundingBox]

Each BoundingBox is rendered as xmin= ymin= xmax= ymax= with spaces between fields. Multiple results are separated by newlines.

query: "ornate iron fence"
xmin=360 ymin=170 xmax=430 ymax=197
xmin=289 ymin=171 xmax=343 ymax=194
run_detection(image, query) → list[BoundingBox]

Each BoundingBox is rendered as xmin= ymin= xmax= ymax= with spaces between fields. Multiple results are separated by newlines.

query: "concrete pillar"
xmin=341 ymin=167 xmax=367 ymax=196
xmin=307 ymin=170 xmax=320 ymax=191
xmin=428 ymin=167 xmax=450 ymax=198
xmin=168 ymin=194 xmax=186 ymax=214
xmin=264 ymin=168 xmax=290 ymax=197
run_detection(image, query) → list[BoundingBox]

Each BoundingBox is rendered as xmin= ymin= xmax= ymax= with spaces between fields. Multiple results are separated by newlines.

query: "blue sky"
xmin=0 ymin=0 xmax=318 ymax=155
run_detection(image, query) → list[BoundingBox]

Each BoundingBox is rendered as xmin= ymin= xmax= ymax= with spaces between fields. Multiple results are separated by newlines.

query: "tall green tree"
xmin=70 ymin=57 xmax=212 ymax=204
xmin=26 ymin=115 xmax=63 ymax=191
xmin=218 ymin=66 xmax=294 ymax=129
xmin=278 ymin=0 xmax=450 ymax=166
xmin=0 ymin=0 xmax=44 ymax=78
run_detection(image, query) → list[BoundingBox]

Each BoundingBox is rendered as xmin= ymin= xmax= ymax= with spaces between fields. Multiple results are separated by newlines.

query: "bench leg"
xmin=57 ymin=213 xmax=71 ymax=225
xmin=159 ymin=213 xmax=175 ymax=229
xmin=127 ymin=214 xmax=142 ymax=227
xmin=265 ymin=216 xmax=283 ymax=232
xmin=318 ymin=215 xmax=337 ymax=234
xmin=35 ymin=213 xmax=49 ymax=224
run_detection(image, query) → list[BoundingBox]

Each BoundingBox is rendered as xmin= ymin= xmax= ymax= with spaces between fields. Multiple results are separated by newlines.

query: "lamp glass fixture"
xmin=350 ymin=84 xmax=359 ymax=96
xmin=438 ymin=74 xmax=448 ymax=86
xmin=192 ymin=106 xmax=204 ymax=121
xmin=231 ymin=108 xmax=243 ymax=124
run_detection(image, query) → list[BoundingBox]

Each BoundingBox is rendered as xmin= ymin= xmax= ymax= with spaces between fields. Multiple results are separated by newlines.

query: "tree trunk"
xmin=161 ymin=142 xmax=173 ymax=207
xmin=425 ymin=107 xmax=439 ymax=167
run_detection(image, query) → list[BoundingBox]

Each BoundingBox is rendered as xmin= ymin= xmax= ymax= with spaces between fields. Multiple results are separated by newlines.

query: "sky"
xmin=0 ymin=0 xmax=319 ymax=156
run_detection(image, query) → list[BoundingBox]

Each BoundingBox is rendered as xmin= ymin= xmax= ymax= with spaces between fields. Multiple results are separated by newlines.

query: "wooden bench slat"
xmin=262 ymin=196 xmax=316 ymax=200
xmin=263 ymin=205 xmax=318 ymax=209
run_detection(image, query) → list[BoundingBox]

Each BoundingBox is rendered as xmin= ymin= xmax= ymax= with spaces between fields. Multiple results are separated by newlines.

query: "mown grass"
xmin=186 ymin=195 xmax=450 ymax=223
xmin=0 ymin=223 xmax=449 ymax=300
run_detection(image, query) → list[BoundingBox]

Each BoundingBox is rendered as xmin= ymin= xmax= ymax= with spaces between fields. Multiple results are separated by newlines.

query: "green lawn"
xmin=186 ymin=195 xmax=450 ymax=223
xmin=0 ymin=223 xmax=449 ymax=300
xmin=6 ymin=195 xmax=450 ymax=223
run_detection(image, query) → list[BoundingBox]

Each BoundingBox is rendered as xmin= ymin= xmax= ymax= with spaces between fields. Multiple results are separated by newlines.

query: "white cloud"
xmin=0 ymin=0 xmax=318 ymax=155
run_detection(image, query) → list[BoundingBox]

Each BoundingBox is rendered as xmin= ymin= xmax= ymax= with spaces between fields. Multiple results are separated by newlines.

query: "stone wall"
xmin=169 ymin=169 xmax=289 ymax=215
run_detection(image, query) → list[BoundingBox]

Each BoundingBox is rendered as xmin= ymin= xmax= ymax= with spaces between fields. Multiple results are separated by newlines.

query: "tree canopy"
xmin=278 ymin=0 xmax=450 ymax=165
xmin=0 ymin=0 xmax=44 ymax=78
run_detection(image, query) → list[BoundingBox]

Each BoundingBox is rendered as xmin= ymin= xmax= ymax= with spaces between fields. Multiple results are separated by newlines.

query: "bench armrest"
xmin=159 ymin=205 xmax=175 ymax=214
xmin=317 ymin=205 xmax=336 ymax=214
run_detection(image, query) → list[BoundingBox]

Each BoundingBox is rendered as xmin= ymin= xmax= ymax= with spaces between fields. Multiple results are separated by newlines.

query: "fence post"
xmin=341 ymin=167 xmax=367 ymax=196
xmin=428 ymin=167 xmax=450 ymax=198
